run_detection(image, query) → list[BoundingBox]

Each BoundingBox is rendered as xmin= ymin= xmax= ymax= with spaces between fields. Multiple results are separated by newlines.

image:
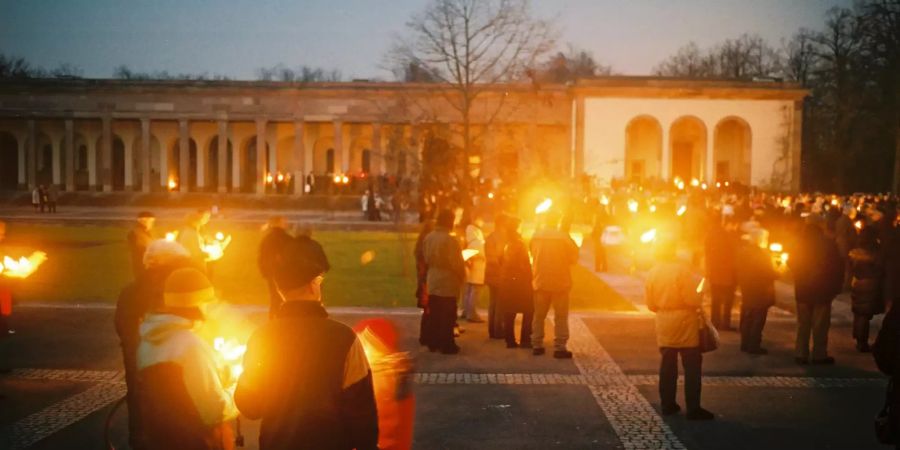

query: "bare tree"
xmin=782 ymin=29 xmax=817 ymax=86
xmin=388 ymin=0 xmax=556 ymax=198
xmin=256 ymin=64 xmax=342 ymax=82
xmin=654 ymin=35 xmax=780 ymax=79
xmin=534 ymin=44 xmax=612 ymax=83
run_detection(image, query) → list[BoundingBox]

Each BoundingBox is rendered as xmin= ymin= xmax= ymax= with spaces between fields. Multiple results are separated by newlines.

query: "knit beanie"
xmin=163 ymin=267 xmax=216 ymax=309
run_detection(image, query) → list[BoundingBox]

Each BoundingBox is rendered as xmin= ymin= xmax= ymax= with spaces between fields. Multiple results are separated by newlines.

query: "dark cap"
xmin=272 ymin=236 xmax=331 ymax=290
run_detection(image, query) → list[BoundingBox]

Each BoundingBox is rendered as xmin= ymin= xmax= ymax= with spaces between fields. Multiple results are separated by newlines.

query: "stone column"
xmin=791 ymin=101 xmax=803 ymax=192
xmin=574 ymin=96 xmax=585 ymax=177
xmin=196 ymin=131 xmax=205 ymax=191
xmin=101 ymin=116 xmax=112 ymax=192
xmin=333 ymin=120 xmax=345 ymax=174
xmin=124 ymin=139 xmax=133 ymax=190
xmin=706 ymin=124 xmax=715 ymax=183
xmin=255 ymin=119 xmax=267 ymax=194
xmin=231 ymin=137 xmax=241 ymax=192
xmin=140 ymin=118 xmax=151 ymax=193
xmin=17 ymin=138 xmax=26 ymax=189
xmin=88 ymin=138 xmax=98 ymax=189
xmin=293 ymin=119 xmax=305 ymax=195
xmin=52 ymin=139 xmax=61 ymax=186
xmin=372 ymin=123 xmax=383 ymax=175
xmin=661 ymin=122 xmax=671 ymax=181
xmin=178 ymin=119 xmax=189 ymax=193
xmin=217 ymin=119 xmax=228 ymax=193
xmin=64 ymin=120 xmax=75 ymax=191
xmin=26 ymin=120 xmax=36 ymax=189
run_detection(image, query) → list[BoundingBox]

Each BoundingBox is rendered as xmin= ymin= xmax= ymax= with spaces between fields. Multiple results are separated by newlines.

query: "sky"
xmin=0 ymin=0 xmax=852 ymax=80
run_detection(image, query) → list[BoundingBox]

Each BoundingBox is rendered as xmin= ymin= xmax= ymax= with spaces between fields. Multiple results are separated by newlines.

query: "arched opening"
xmin=0 ymin=132 xmax=18 ymax=190
xmin=624 ymin=115 xmax=662 ymax=184
xmin=74 ymin=133 xmax=88 ymax=190
xmin=362 ymin=149 xmax=372 ymax=174
xmin=111 ymin=137 xmax=126 ymax=190
xmin=326 ymin=149 xmax=335 ymax=174
xmin=714 ymin=117 xmax=752 ymax=185
xmin=170 ymin=138 xmax=198 ymax=190
xmin=242 ymin=137 xmax=268 ymax=193
xmin=36 ymin=133 xmax=53 ymax=186
xmin=208 ymin=136 xmax=233 ymax=192
xmin=669 ymin=116 xmax=707 ymax=182
xmin=131 ymin=135 xmax=161 ymax=191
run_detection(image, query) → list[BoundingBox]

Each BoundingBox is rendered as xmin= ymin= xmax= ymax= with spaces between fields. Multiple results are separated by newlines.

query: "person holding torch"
xmin=235 ymin=236 xmax=379 ymax=450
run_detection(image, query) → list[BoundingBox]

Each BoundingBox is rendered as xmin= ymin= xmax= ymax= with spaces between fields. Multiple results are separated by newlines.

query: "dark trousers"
xmin=710 ymin=284 xmax=735 ymax=329
xmin=659 ymin=347 xmax=702 ymax=412
xmin=427 ymin=295 xmax=458 ymax=351
xmin=121 ymin=346 xmax=146 ymax=450
xmin=48 ymin=201 xmax=56 ymax=213
xmin=853 ymin=313 xmax=874 ymax=347
xmin=740 ymin=306 xmax=769 ymax=351
xmin=487 ymin=286 xmax=504 ymax=339
xmin=795 ymin=302 xmax=832 ymax=359
xmin=503 ymin=311 xmax=533 ymax=346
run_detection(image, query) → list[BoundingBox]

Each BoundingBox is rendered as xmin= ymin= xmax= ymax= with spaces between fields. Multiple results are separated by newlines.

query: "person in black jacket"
xmin=498 ymin=216 xmax=534 ymax=349
xmin=849 ymin=227 xmax=885 ymax=352
xmin=788 ymin=220 xmax=844 ymax=365
xmin=235 ymin=236 xmax=377 ymax=450
xmin=127 ymin=211 xmax=156 ymax=280
xmin=736 ymin=230 xmax=778 ymax=355
xmin=258 ymin=216 xmax=293 ymax=318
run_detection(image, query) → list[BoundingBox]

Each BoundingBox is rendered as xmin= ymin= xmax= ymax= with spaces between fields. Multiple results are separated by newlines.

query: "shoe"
xmin=533 ymin=348 xmax=545 ymax=356
xmin=506 ymin=342 xmax=518 ymax=349
xmin=794 ymin=357 xmax=809 ymax=365
xmin=746 ymin=348 xmax=768 ymax=355
xmin=686 ymin=408 xmax=715 ymax=421
xmin=553 ymin=350 xmax=573 ymax=359
xmin=440 ymin=345 xmax=461 ymax=355
xmin=661 ymin=404 xmax=681 ymax=416
xmin=467 ymin=317 xmax=486 ymax=323
xmin=811 ymin=356 xmax=835 ymax=365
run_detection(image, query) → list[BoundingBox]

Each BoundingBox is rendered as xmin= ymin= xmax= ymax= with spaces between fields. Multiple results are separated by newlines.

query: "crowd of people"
xmin=29 ymin=184 xmax=59 ymax=213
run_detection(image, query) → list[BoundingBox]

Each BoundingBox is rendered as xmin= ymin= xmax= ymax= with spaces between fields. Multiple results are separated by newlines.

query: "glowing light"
xmin=780 ymin=253 xmax=789 ymax=264
xmin=716 ymin=182 xmax=721 ymax=188
xmin=569 ymin=232 xmax=584 ymax=248
xmin=164 ymin=231 xmax=177 ymax=242
xmin=769 ymin=243 xmax=783 ymax=253
xmin=696 ymin=278 xmax=705 ymax=294
xmin=0 ymin=252 xmax=47 ymax=279
xmin=213 ymin=336 xmax=247 ymax=384
xmin=333 ymin=175 xmax=342 ymax=184
xmin=701 ymin=183 xmax=708 ymax=190
xmin=676 ymin=205 xmax=687 ymax=217
xmin=341 ymin=175 xmax=349 ymax=184
xmin=690 ymin=178 xmax=700 ymax=187
xmin=724 ymin=181 xmax=730 ymax=187
xmin=599 ymin=195 xmax=609 ymax=206
xmin=781 ymin=198 xmax=791 ymax=208
xmin=462 ymin=249 xmax=480 ymax=261
xmin=854 ymin=220 xmax=863 ymax=231
xmin=276 ymin=173 xmax=285 ymax=183
xmin=487 ymin=192 xmax=494 ymax=199
xmin=831 ymin=198 xmax=839 ymax=206
xmin=360 ymin=250 xmax=376 ymax=265
xmin=535 ymin=198 xmax=553 ymax=215
xmin=167 ymin=178 xmax=177 ymax=190
xmin=265 ymin=174 xmax=274 ymax=184
xmin=215 ymin=232 xmax=225 ymax=241
xmin=627 ymin=199 xmax=639 ymax=213
xmin=202 ymin=234 xmax=232 ymax=262
xmin=649 ymin=204 xmax=657 ymax=213
xmin=640 ymin=229 xmax=657 ymax=244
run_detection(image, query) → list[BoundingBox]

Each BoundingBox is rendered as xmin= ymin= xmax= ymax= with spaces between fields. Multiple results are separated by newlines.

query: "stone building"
xmin=0 ymin=77 xmax=806 ymax=194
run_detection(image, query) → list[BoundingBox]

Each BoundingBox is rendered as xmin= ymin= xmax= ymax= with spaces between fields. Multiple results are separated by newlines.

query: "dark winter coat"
xmin=788 ymin=226 xmax=843 ymax=304
xmin=736 ymin=243 xmax=777 ymax=309
xmin=235 ymin=301 xmax=378 ymax=450
xmin=848 ymin=247 xmax=885 ymax=317
xmin=705 ymin=225 xmax=738 ymax=287
xmin=127 ymin=224 xmax=154 ymax=278
xmin=483 ymin=229 xmax=508 ymax=288
xmin=498 ymin=233 xmax=533 ymax=314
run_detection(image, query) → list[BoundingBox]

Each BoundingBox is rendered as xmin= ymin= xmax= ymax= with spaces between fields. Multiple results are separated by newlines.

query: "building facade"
xmin=0 ymin=77 xmax=806 ymax=195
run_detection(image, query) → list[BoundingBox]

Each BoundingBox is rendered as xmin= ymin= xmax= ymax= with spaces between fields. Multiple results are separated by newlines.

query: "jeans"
xmin=532 ymin=290 xmax=570 ymax=351
xmin=488 ymin=286 xmax=504 ymax=338
xmin=710 ymin=284 xmax=735 ymax=329
xmin=795 ymin=302 xmax=832 ymax=359
xmin=462 ymin=284 xmax=483 ymax=320
xmin=853 ymin=313 xmax=874 ymax=347
xmin=659 ymin=347 xmax=702 ymax=412
xmin=739 ymin=306 xmax=769 ymax=351
xmin=428 ymin=295 xmax=459 ymax=351
xmin=504 ymin=311 xmax=533 ymax=346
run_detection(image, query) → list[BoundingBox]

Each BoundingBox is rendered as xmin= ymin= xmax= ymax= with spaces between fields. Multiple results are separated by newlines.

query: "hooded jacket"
xmin=137 ymin=313 xmax=238 ymax=450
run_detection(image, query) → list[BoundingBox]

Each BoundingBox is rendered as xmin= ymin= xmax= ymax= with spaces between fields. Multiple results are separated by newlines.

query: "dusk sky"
xmin=1 ymin=0 xmax=852 ymax=80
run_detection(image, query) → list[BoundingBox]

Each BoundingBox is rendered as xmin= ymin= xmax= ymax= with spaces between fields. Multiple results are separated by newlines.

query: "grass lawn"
xmin=1 ymin=222 xmax=633 ymax=311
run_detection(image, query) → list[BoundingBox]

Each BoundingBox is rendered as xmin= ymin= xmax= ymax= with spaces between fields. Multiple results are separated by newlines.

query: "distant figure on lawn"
xmin=421 ymin=209 xmax=465 ymax=354
xmin=128 ymin=211 xmax=156 ymax=279
xmin=178 ymin=209 xmax=212 ymax=271
xmin=46 ymin=184 xmax=59 ymax=213
xmin=31 ymin=186 xmax=40 ymax=212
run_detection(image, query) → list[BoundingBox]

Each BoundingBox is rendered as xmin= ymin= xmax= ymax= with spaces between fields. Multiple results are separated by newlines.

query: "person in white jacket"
xmin=137 ymin=267 xmax=238 ymax=450
xmin=462 ymin=215 xmax=487 ymax=322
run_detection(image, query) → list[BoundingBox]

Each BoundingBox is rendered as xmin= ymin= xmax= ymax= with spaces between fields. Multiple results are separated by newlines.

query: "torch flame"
xmin=854 ymin=220 xmax=863 ymax=231
xmin=696 ymin=277 xmax=706 ymax=294
xmin=676 ymin=205 xmax=687 ymax=217
xmin=627 ymin=199 xmax=639 ymax=213
xmin=780 ymin=253 xmax=789 ymax=264
xmin=0 ymin=251 xmax=48 ymax=279
xmin=202 ymin=234 xmax=232 ymax=262
xmin=640 ymin=229 xmax=657 ymax=244
xmin=341 ymin=175 xmax=349 ymax=184
xmin=167 ymin=178 xmax=177 ymax=190
xmin=535 ymin=198 xmax=553 ymax=215
xmin=213 ymin=336 xmax=247 ymax=384
xmin=769 ymin=243 xmax=783 ymax=253
xmin=690 ymin=178 xmax=700 ymax=187
xmin=165 ymin=231 xmax=177 ymax=242
xmin=599 ymin=195 xmax=609 ymax=206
